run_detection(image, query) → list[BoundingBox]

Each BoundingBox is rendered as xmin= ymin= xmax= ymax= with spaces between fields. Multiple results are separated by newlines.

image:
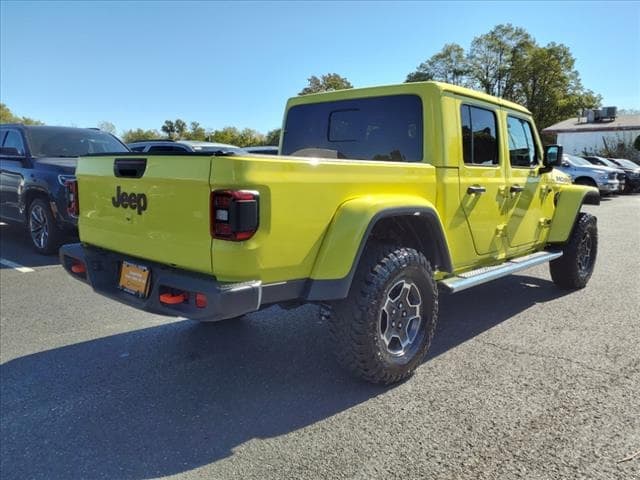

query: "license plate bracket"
xmin=118 ymin=261 xmax=151 ymax=298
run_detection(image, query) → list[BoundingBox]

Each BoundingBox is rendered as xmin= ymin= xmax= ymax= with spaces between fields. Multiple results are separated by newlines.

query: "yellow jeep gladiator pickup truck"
xmin=60 ymin=81 xmax=599 ymax=384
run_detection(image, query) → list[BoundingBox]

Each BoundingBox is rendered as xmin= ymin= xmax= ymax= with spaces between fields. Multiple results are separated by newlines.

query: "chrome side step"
xmin=440 ymin=250 xmax=563 ymax=293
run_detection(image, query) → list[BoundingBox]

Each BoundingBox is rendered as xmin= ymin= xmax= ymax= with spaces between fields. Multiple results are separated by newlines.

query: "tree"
xmin=161 ymin=120 xmax=176 ymax=139
xmin=0 ymin=103 xmax=44 ymax=125
xmin=299 ymin=73 xmax=353 ymax=95
xmin=237 ymin=128 xmax=265 ymax=147
xmin=97 ymin=121 xmax=116 ymax=134
xmin=174 ymin=119 xmax=187 ymax=138
xmin=264 ymin=128 xmax=281 ymax=146
xmin=210 ymin=126 xmax=240 ymax=145
xmin=405 ymin=24 xmax=602 ymax=132
xmin=161 ymin=119 xmax=188 ymax=139
xmin=184 ymin=121 xmax=206 ymax=140
xmin=509 ymin=42 xmax=601 ymax=129
xmin=467 ymin=24 xmax=534 ymax=98
xmin=121 ymin=128 xmax=162 ymax=143
xmin=406 ymin=43 xmax=468 ymax=85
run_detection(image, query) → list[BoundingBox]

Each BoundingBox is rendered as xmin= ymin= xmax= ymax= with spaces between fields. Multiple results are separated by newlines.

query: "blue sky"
xmin=1 ymin=1 xmax=639 ymax=136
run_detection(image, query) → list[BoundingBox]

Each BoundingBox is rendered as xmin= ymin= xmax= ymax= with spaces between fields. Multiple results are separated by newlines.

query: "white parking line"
xmin=0 ymin=258 xmax=35 ymax=273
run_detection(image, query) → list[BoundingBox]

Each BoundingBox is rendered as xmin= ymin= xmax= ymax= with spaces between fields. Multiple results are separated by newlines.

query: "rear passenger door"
xmin=458 ymin=103 xmax=509 ymax=257
xmin=504 ymin=114 xmax=551 ymax=249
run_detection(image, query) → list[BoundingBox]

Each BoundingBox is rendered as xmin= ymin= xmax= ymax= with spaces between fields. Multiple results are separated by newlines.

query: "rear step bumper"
xmin=60 ymin=243 xmax=262 ymax=321
xmin=441 ymin=250 xmax=563 ymax=293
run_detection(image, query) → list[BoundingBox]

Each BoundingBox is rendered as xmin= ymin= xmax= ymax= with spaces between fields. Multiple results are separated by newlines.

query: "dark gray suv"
xmin=0 ymin=124 xmax=129 ymax=253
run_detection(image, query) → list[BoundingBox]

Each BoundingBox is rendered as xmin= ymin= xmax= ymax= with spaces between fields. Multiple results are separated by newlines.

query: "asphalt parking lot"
xmin=1 ymin=196 xmax=639 ymax=480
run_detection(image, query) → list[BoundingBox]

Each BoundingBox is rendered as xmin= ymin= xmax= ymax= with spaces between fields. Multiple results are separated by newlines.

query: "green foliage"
xmin=0 ymin=103 xmax=44 ymax=125
xmin=509 ymin=42 xmax=601 ymax=130
xmin=299 ymin=73 xmax=353 ymax=95
xmin=209 ymin=126 xmax=240 ymax=145
xmin=635 ymin=135 xmax=640 ymax=151
xmin=161 ymin=120 xmax=176 ymax=139
xmin=208 ymin=127 xmax=267 ymax=147
xmin=121 ymin=128 xmax=163 ymax=143
xmin=264 ymin=128 xmax=281 ymax=146
xmin=406 ymin=43 xmax=468 ymax=85
xmin=160 ymin=119 xmax=188 ymax=139
xmin=184 ymin=121 xmax=206 ymax=141
xmin=467 ymin=24 xmax=534 ymax=98
xmin=406 ymin=24 xmax=602 ymax=131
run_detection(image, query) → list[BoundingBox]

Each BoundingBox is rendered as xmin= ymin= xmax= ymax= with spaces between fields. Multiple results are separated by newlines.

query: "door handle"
xmin=510 ymin=184 xmax=524 ymax=193
xmin=467 ymin=185 xmax=486 ymax=195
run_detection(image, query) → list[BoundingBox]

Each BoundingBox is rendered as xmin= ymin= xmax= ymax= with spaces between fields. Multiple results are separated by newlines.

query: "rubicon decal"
xmin=112 ymin=186 xmax=148 ymax=214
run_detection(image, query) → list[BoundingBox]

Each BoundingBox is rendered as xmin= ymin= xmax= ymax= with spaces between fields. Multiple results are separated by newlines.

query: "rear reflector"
xmin=211 ymin=190 xmax=259 ymax=241
xmin=195 ymin=293 xmax=207 ymax=308
xmin=71 ymin=261 xmax=86 ymax=274
xmin=159 ymin=292 xmax=188 ymax=305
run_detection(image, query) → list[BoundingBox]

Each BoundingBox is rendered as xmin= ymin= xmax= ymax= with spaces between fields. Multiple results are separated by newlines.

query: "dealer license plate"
xmin=118 ymin=261 xmax=151 ymax=298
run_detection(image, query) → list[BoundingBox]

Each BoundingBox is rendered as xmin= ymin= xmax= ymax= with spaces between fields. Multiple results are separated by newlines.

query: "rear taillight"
xmin=211 ymin=190 xmax=259 ymax=241
xmin=66 ymin=180 xmax=79 ymax=217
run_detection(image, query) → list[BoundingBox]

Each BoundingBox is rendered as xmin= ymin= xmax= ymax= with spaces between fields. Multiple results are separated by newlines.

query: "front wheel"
xmin=549 ymin=212 xmax=597 ymax=289
xmin=28 ymin=198 xmax=62 ymax=255
xmin=324 ymin=243 xmax=438 ymax=385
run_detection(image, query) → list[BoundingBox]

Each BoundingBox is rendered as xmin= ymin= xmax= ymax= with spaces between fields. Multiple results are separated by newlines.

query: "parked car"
xmin=243 ymin=146 xmax=279 ymax=155
xmin=582 ymin=156 xmax=627 ymax=193
xmin=607 ymin=158 xmax=640 ymax=193
xmin=127 ymin=139 xmax=244 ymax=154
xmin=555 ymin=154 xmax=619 ymax=194
xmin=0 ymin=124 xmax=130 ymax=253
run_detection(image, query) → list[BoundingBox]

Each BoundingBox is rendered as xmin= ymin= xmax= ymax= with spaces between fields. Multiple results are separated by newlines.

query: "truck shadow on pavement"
xmin=1 ymin=274 xmax=567 ymax=479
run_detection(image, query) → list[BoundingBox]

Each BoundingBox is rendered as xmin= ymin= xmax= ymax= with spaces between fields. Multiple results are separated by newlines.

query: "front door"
xmin=458 ymin=103 xmax=509 ymax=256
xmin=504 ymin=115 xmax=553 ymax=249
xmin=0 ymin=129 xmax=28 ymax=221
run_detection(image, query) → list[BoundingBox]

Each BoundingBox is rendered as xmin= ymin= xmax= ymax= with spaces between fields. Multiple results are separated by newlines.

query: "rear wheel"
xmin=324 ymin=243 xmax=438 ymax=384
xmin=550 ymin=212 xmax=597 ymax=289
xmin=28 ymin=198 xmax=62 ymax=255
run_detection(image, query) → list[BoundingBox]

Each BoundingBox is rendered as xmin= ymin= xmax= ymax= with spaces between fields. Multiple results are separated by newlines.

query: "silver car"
xmin=557 ymin=154 xmax=619 ymax=194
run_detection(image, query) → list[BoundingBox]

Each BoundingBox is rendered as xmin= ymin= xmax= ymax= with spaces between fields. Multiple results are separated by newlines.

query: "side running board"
xmin=440 ymin=250 xmax=563 ymax=293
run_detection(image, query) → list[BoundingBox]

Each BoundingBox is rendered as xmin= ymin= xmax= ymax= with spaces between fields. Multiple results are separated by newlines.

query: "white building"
xmin=542 ymin=114 xmax=640 ymax=156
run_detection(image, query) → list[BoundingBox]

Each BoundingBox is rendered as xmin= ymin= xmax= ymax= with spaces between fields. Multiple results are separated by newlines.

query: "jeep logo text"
xmin=112 ymin=185 xmax=147 ymax=215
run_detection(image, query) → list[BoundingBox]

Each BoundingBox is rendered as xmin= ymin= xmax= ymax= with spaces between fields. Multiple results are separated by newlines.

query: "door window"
xmin=507 ymin=116 xmax=538 ymax=167
xmin=461 ymin=105 xmax=499 ymax=166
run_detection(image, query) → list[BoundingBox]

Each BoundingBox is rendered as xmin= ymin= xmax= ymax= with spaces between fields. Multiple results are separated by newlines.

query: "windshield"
xmin=25 ymin=127 xmax=129 ymax=157
xmin=596 ymin=158 xmax=619 ymax=168
xmin=612 ymin=158 xmax=639 ymax=169
xmin=566 ymin=154 xmax=594 ymax=167
xmin=282 ymin=94 xmax=423 ymax=162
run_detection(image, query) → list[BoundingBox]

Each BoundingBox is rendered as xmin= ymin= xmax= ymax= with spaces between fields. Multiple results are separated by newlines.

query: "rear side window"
xmin=282 ymin=95 xmax=423 ymax=162
xmin=461 ymin=105 xmax=499 ymax=166
xmin=507 ymin=116 xmax=538 ymax=167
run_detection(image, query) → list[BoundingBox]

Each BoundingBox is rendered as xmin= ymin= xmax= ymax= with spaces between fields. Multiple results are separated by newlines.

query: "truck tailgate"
xmin=77 ymin=155 xmax=213 ymax=274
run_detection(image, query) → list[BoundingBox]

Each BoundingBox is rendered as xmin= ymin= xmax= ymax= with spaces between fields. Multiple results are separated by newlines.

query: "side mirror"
xmin=0 ymin=146 xmax=23 ymax=157
xmin=541 ymin=144 xmax=563 ymax=173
